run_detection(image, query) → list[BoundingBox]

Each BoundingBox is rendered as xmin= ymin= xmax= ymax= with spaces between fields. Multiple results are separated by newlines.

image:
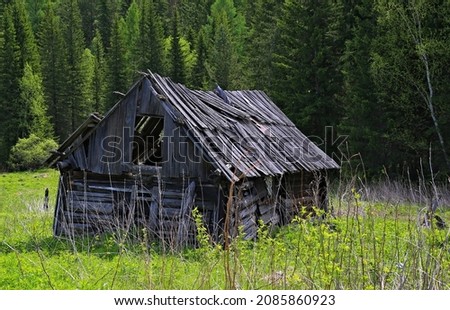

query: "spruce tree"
xmin=123 ymin=0 xmax=141 ymax=82
xmin=106 ymin=13 xmax=129 ymax=108
xmin=61 ymin=0 xmax=87 ymax=133
xmin=169 ymin=8 xmax=186 ymax=84
xmin=39 ymin=2 xmax=69 ymax=140
xmin=0 ymin=4 xmax=22 ymax=163
xmin=245 ymin=0 xmax=280 ymax=91
xmin=79 ymin=0 xmax=97 ymax=44
xmin=12 ymin=0 xmax=41 ymax=74
xmin=191 ymin=28 xmax=209 ymax=89
xmin=138 ymin=0 xmax=166 ymax=74
xmin=209 ymin=11 xmax=233 ymax=89
xmin=91 ymin=28 xmax=106 ymax=113
xmin=80 ymin=48 xmax=95 ymax=117
xmin=340 ymin=0 xmax=383 ymax=174
xmin=204 ymin=0 xmax=247 ymax=89
xmin=273 ymin=0 xmax=345 ymax=138
xmin=0 ymin=1 xmax=41 ymax=163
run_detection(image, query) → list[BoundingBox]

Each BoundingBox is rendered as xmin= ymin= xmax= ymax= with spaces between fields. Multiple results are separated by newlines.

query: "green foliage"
xmin=90 ymin=28 xmax=106 ymax=113
xmin=38 ymin=2 xmax=68 ymax=140
xmin=245 ymin=0 xmax=280 ymax=91
xmin=122 ymin=0 xmax=141 ymax=82
xmin=169 ymin=9 xmax=186 ymax=84
xmin=370 ymin=0 xmax=450 ymax=175
xmin=60 ymin=0 xmax=87 ymax=134
xmin=339 ymin=0 xmax=384 ymax=176
xmin=0 ymin=3 xmax=22 ymax=164
xmin=19 ymin=63 xmax=53 ymax=139
xmin=272 ymin=0 xmax=345 ymax=137
xmin=105 ymin=13 xmax=129 ymax=107
xmin=80 ymin=48 xmax=96 ymax=116
xmin=0 ymin=0 xmax=40 ymax=164
xmin=138 ymin=0 xmax=166 ymax=74
xmin=7 ymin=135 xmax=58 ymax=171
xmin=204 ymin=0 xmax=247 ymax=89
xmin=190 ymin=28 xmax=209 ymax=89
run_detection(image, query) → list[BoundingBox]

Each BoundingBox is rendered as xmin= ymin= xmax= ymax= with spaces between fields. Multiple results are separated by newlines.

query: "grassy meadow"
xmin=0 ymin=169 xmax=449 ymax=290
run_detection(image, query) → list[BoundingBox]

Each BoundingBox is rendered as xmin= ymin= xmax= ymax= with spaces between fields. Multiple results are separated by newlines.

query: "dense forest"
xmin=0 ymin=0 xmax=449 ymax=180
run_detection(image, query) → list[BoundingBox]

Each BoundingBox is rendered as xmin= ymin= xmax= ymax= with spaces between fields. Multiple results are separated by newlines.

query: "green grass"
xmin=0 ymin=170 xmax=449 ymax=289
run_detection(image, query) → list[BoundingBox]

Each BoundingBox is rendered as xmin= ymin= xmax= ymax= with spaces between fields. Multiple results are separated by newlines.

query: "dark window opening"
xmin=132 ymin=116 xmax=164 ymax=165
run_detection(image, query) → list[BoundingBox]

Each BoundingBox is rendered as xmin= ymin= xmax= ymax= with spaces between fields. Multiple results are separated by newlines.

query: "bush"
xmin=8 ymin=134 xmax=58 ymax=171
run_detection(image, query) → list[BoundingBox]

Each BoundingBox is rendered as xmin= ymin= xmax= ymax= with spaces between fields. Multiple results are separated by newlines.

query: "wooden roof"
xmin=149 ymin=73 xmax=339 ymax=181
xmin=46 ymin=73 xmax=339 ymax=181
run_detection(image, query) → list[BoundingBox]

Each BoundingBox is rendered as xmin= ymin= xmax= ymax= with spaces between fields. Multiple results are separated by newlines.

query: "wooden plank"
xmin=68 ymin=202 xmax=114 ymax=214
xmin=148 ymin=201 xmax=158 ymax=232
xmin=258 ymin=203 xmax=276 ymax=215
xmin=238 ymin=204 xmax=257 ymax=219
xmin=63 ymin=211 xmax=113 ymax=222
xmin=177 ymin=181 xmax=196 ymax=249
xmin=260 ymin=212 xmax=280 ymax=225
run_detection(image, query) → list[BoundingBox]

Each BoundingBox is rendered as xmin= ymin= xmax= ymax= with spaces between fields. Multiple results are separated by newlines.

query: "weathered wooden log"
xmin=68 ymin=202 xmax=114 ymax=214
xmin=238 ymin=204 xmax=257 ymax=219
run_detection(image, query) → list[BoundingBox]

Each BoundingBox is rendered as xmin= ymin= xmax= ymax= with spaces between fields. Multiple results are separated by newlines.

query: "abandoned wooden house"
xmin=45 ymin=72 xmax=339 ymax=246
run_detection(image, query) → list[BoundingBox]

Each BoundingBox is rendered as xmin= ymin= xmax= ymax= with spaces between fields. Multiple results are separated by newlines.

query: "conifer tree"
xmin=169 ymin=8 xmax=186 ymax=84
xmin=12 ymin=0 xmax=41 ymax=73
xmin=191 ymin=28 xmax=209 ymax=89
xmin=0 ymin=4 xmax=22 ymax=163
xmin=273 ymin=0 xmax=345 ymax=138
xmin=209 ymin=11 xmax=233 ymax=89
xmin=106 ymin=13 xmax=128 ymax=107
xmin=80 ymin=48 xmax=95 ymax=117
xmin=340 ymin=0 xmax=383 ymax=174
xmin=245 ymin=0 xmax=280 ymax=91
xmin=39 ymin=2 xmax=69 ymax=140
xmin=91 ymin=28 xmax=106 ymax=113
xmin=205 ymin=0 xmax=247 ymax=89
xmin=60 ymin=0 xmax=86 ymax=133
xmin=138 ymin=0 xmax=166 ymax=74
xmin=123 ymin=0 xmax=141 ymax=82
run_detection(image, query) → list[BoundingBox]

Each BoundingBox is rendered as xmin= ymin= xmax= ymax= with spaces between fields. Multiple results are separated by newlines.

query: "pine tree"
xmin=138 ymin=0 xmax=166 ymax=74
xmin=60 ymin=0 xmax=86 ymax=133
xmin=0 ymin=1 xmax=41 ymax=163
xmin=245 ymin=0 xmax=280 ymax=91
xmin=79 ymin=0 xmax=97 ymax=44
xmin=12 ymin=0 xmax=41 ymax=73
xmin=0 ymin=4 xmax=22 ymax=163
xmin=91 ymin=28 xmax=106 ymax=113
xmin=272 ymin=0 xmax=345 ymax=138
xmin=179 ymin=0 xmax=213 ymax=36
xmin=209 ymin=11 xmax=233 ymax=89
xmin=340 ymin=0 xmax=384 ymax=174
xmin=96 ymin=0 xmax=115 ymax=49
xmin=39 ymin=2 xmax=69 ymax=140
xmin=191 ymin=28 xmax=209 ymax=89
xmin=80 ymin=48 xmax=95 ymax=117
xmin=169 ymin=8 xmax=186 ymax=84
xmin=205 ymin=0 xmax=247 ymax=89
xmin=106 ymin=13 xmax=129 ymax=107
xmin=24 ymin=0 xmax=46 ymax=31
xmin=123 ymin=0 xmax=141 ymax=82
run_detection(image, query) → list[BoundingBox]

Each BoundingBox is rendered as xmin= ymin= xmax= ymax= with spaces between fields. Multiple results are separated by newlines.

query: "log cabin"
xmin=45 ymin=72 xmax=339 ymax=247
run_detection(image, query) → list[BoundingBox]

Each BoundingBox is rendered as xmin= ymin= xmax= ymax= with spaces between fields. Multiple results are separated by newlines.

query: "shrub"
xmin=8 ymin=134 xmax=58 ymax=171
